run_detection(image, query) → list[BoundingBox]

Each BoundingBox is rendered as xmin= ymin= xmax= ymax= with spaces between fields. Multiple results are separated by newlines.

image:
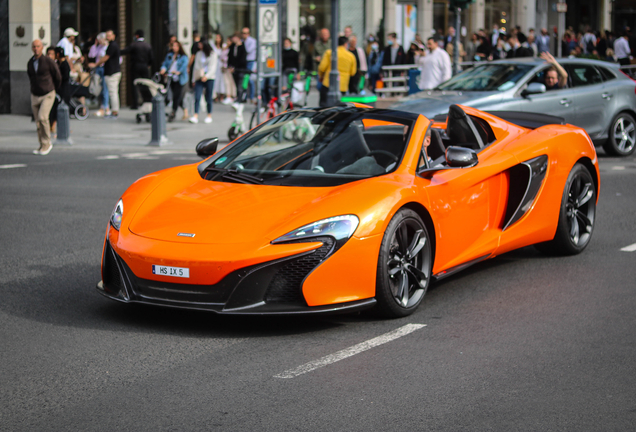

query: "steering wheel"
xmin=366 ymin=150 xmax=398 ymax=163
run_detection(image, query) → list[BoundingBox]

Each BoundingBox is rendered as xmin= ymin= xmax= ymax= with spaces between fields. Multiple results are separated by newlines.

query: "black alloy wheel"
xmin=536 ymin=163 xmax=596 ymax=255
xmin=375 ymin=209 xmax=432 ymax=317
xmin=603 ymin=112 xmax=636 ymax=156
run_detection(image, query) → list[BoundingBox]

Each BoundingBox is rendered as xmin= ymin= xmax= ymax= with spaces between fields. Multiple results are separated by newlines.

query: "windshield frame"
xmin=197 ymin=107 xmax=420 ymax=187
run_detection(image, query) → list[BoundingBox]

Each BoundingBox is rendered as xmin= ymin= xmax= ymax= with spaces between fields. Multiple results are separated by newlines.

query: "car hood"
xmin=390 ymin=90 xmax=503 ymax=118
xmin=126 ymin=167 xmax=399 ymax=245
xmin=128 ymin=174 xmax=343 ymax=245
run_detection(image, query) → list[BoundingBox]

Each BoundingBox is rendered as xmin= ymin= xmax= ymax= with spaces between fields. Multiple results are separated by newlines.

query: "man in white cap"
xmin=57 ymin=27 xmax=78 ymax=58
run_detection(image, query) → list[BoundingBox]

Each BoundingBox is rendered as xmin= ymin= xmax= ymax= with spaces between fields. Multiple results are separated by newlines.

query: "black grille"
xmin=102 ymin=243 xmax=124 ymax=295
xmin=264 ymin=237 xmax=335 ymax=304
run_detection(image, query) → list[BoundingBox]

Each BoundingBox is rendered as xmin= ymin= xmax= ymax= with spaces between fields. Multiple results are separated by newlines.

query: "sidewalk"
xmin=0 ymin=91 xmax=320 ymax=154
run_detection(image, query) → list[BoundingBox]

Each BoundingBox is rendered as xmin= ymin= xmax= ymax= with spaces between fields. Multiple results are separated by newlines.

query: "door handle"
xmin=602 ymin=93 xmax=613 ymax=100
xmin=559 ymin=99 xmax=572 ymax=106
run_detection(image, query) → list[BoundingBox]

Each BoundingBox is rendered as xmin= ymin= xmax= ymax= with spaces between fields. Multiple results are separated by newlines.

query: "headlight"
xmin=272 ymin=215 xmax=359 ymax=244
xmin=110 ymin=199 xmax=123 ymax=231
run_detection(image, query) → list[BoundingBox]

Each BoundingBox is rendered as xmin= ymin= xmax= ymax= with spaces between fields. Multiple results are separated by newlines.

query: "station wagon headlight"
xmin=272 ymin=215 xmax=359 ymax=244
xmin=110 ymin=199 xmax=124 ymax=231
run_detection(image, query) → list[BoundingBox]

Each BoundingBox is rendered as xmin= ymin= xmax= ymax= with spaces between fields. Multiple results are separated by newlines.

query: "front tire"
xmin=74 ymin=104 xmax=88 ymax=121
xmin=603 ymin=112 xmax=636 ymax=156
xmin=536 ymin=163 xmax=596 ymax=255
xmin=375 ymin=209 xmax=432 ymax=318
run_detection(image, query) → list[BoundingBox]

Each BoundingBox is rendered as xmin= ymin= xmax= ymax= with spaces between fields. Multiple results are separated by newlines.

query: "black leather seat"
xmin=427 ymin=129 xmax=446 ymax=160
xmin=446 ymin=104 xmax=484 ymax=150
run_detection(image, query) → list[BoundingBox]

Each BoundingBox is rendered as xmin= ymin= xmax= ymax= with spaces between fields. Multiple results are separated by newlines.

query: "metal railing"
xmin=377 ymin=64 xmax=417 ymax=96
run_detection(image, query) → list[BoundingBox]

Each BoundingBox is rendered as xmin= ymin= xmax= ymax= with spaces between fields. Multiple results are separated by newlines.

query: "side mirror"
xmin=195 ymin=138 xmax=219 ymax=158
xmin=445 ymin=146 xmax=478 ymax=168
xmin=522 ymin=82 xmax=547 ymax=96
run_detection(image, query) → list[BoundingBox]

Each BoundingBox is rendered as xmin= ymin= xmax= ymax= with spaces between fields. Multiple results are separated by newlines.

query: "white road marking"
xmin=149 ymin=150 xmax=191 ymax=155
xmin=274 ymin=323 xmax=426 ymax=379
xmin=612 ymin=166 xmax=626 ymax=171
xmin=96 ymin=155 xmax=120 ymax=160
xmin=0 ymin=164 xmax=27 ymax=169
xmin=172 ymin=156 xmax=201 ymax=161
xmin=122 ymin=152 xmax=150 ymax=158
xmin=620 ymin=243 xmax=636 ymax=252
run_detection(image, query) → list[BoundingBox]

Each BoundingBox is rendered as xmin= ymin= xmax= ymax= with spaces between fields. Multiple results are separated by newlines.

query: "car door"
xmin=517 ymin=67 xmax=578 ymax=124
xmin=416 ymin=146 xmax=517 ymax=275
xmin=565 ymin=63 xmax=611 ymax=138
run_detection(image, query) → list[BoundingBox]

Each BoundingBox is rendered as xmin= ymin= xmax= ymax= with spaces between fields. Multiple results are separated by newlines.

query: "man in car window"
xmin=540 ymin=52 xmax=568 ymax=90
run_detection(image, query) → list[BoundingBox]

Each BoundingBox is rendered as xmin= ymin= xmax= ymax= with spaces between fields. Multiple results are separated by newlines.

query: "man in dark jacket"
xmin=227 ymin=33 xmax=248 ymax=102
xmin=122 ymin=29 xmax=153 ymax=109
xmin=28 ymin=39 xmax=61 ymax=155
xmin=506 ymin=35 xmax=533 ymax=58
xmin=382 ymin=32 xmax=405 ymax=66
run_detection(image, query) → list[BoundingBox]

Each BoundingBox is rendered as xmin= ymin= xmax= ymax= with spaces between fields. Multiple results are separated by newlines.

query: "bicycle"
xmin=248 ymin=69 xmax=315 ymax=131
xmin=227 ymin=70 xmax=252 ymax=141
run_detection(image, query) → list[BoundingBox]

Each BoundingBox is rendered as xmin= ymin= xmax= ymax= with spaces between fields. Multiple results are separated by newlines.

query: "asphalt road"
xmin=1 ymin=146 xmax=635 ymax=431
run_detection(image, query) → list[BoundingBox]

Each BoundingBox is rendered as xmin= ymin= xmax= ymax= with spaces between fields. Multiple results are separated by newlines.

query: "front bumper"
xmin=97 ymin=238 xmax=376 ymax=315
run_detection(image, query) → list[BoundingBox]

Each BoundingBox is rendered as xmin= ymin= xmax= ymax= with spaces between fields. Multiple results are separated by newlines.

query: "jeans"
xmin=170 ymin=80 xmax=184 ymax=114
xmin=246 ymin=60 xmax=256 ymax=99
xmin=194 ymin=79 xmax=214 ymax=115
xmin=261 ymin=76 xmax=278 ymax=104
xmin=95 ymin=67 xmax=108 ymax=109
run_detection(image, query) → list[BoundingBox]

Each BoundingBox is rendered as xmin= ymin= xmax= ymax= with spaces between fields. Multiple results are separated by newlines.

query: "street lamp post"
xmin=326 ymin=0 xmax=340 ymax=106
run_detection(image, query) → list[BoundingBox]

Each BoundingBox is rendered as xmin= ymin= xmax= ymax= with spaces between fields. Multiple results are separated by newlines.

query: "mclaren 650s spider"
xmin=97 ymin=104 xmax=599 ymax=318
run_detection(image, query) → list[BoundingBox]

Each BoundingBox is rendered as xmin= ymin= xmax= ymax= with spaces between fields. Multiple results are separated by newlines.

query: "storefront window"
xmin=198 ymin=0 xmax=255 ymax=40
xmin=485 ymin=0 xmax=511 ymax=34
xmin=433 ymin=1 xmax=448 ymax=37
xmin=300 ymin=0 xmax=331 ymax=32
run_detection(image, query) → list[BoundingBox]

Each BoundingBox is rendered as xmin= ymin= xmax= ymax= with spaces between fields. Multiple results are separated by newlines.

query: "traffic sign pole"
xmin=326 ymin=0 xmax=340 ymax=106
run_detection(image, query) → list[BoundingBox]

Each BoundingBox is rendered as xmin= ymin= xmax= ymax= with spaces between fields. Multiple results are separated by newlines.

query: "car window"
xmin=567 ymin=64 xmax=603 ymax=87
xmin=437 ymin=64 xmax=534 ymax=91
xmin=527 ymin=66 xmax=571 ymax=89
xmin=598 ymin=66 xmax=616 ymax=81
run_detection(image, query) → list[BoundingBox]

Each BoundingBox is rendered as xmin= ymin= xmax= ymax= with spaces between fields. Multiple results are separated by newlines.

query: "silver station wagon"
xmin=392 ymin=58 xmax=636 ymax=156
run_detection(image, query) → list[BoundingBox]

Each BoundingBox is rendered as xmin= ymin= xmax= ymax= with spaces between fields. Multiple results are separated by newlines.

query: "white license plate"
xmin=152 ymin=265 xmax=190 ymax=278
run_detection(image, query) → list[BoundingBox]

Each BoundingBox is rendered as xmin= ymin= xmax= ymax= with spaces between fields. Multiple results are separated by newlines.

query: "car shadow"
xmin=0 ymin=261 xmax=342 ymax=338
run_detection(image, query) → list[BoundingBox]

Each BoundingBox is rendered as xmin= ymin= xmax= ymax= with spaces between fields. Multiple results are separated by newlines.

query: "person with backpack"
xmin=581 ymin=27 xmax=597 ymax=55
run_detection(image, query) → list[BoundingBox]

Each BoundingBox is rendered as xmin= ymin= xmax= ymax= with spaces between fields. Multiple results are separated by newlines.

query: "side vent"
xmin=503 ymin=155 xmax=548 ymax=230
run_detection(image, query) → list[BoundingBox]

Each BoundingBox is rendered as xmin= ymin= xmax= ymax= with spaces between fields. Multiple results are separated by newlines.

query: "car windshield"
xmin=200 ymin=109 xmax=415 ymax=187
xmin=437 ymin=64 xmax=534 ymax=91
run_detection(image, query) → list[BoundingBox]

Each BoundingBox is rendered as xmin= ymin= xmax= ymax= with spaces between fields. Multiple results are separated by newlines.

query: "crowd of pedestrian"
xmin=24 ymin=19 xmax=635 ymax=155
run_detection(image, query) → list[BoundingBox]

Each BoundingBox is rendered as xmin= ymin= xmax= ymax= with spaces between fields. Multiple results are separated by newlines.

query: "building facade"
xmin=1 ymin=0 xmax=194 ymax=114
xmin=0 ymin=0 xmax=628 ymax=114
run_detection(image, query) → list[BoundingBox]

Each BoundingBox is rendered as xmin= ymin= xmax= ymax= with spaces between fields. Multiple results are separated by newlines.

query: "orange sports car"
xmin=97 ymin=104 xmax=599 ymax=318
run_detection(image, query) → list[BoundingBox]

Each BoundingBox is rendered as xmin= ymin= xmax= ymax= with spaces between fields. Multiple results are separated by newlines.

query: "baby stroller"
xmin=66 ymin=70 xmax=95 ymax=120
xmin=133 ymin=73 xmax=167 ymax=124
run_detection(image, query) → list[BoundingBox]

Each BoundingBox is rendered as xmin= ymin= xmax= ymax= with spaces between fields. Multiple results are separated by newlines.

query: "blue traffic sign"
xmin=259 ymin=0 xmax=277 ymax=4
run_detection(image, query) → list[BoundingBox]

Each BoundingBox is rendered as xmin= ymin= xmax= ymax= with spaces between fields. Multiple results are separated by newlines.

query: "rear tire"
xmin=249 ymin=111 xmax=258 ymax=130
xmin=228 ymin=126 xmax=239 ymax=141
xmin=375 ymin=209 xmax=432 ymax=318
xmin=602 ymin=112 xmax=636 ymax=156
xmin=535 ymin=163 xmax=596 ymax=256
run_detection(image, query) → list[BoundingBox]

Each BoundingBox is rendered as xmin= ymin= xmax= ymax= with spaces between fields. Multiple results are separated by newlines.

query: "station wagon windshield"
xmin=200 ymin=109 xmax=415 ymax=187
xmin=437 ymin=64 xmax=534 ymax=91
